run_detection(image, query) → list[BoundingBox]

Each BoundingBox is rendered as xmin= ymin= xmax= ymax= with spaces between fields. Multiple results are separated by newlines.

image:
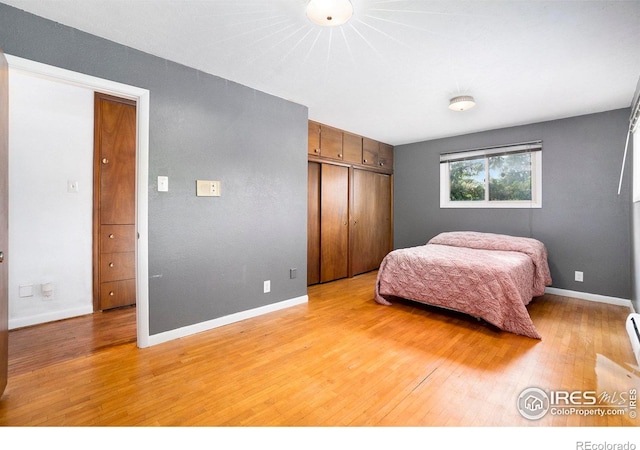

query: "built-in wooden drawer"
xmin=100 ymin=279 xmax=136 ymax=310
xmin=101 ymin=224 xmax=135 ymax=253
xmin=99 ymin=251 xmax=135 ymax=282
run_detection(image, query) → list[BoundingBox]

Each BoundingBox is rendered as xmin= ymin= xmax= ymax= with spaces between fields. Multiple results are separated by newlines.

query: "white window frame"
xmin=440 ymin=141 xmax=542 ymax=209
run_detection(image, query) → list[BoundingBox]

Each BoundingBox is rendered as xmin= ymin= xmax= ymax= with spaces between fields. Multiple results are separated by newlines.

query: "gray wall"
xmin=0 ymin=4 xmax=308 ymax=335
xmin=394 ymin=109 xmax=632 ymax=300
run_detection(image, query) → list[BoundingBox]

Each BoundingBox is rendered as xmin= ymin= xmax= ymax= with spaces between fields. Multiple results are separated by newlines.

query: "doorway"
xmin=5 ymin=54 xmax=151 ymax=347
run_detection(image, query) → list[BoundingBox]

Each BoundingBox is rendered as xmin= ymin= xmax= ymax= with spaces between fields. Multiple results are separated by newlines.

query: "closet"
xmin=307 ymin=121 xmax=393 ymax=285
xmin=93 ymin=93 xmax=137 ymax=310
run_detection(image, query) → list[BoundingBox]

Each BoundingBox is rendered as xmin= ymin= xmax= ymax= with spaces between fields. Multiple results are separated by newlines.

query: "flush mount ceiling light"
xmin=306 ymin=0 xmax=353 ymax=27
xmin=449 ymin=95 xmax=476 ymax=112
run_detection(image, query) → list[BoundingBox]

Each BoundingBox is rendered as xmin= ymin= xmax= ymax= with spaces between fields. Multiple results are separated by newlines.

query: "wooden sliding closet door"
xmin=308 ymin=162 xmax=321 ymax=285
xmin=320 ymin=164 xmax=349 ymax=283
xmin=351 ymin=168 xmax=392 ymax=276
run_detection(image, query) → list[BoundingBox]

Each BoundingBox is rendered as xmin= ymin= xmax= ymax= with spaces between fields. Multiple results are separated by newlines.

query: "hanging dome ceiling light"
xmin=449 ymin=95 xmax=476 ymax=112
xmin=306 ymin=0 xmax=354 ymax=27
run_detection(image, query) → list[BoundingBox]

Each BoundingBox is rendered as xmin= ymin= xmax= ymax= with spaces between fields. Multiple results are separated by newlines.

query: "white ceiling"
xmin=3 ymin=0 xmax=640 ymax=145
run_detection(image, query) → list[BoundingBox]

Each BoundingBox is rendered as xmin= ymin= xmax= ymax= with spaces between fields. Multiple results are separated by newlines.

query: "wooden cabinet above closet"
xmin=308 ymin=120 xmax=393 ymax=173
xmin=363 ymin=138 xmax=394 ymax=171
xmin=307 ymin=121 xmax=394 ymax=286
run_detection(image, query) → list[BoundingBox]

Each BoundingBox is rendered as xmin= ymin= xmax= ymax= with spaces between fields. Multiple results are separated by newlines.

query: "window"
xmin=440 ymin=141 xmax=542 ymax=208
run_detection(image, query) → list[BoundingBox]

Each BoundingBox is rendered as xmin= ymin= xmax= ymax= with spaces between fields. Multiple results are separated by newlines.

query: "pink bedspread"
xmin=374 ymin=232 xmax=552 ymax=339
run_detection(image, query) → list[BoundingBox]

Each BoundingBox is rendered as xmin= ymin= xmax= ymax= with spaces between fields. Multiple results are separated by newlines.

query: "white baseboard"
xmin=9 ymin=305 xmax=94 ymax=330
xmin=545 ymin=287 xmax=635 ymax=312
xmin=148 ymin=294 xmax=309 ymax=347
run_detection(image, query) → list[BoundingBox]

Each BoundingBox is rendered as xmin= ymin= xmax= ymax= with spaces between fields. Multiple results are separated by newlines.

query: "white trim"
xmin=148 ymin=295 xmax=309 ymax=347
xmin=545 ymin=287 xmax=634 ymax=311
xmin=9 ymin=305 xmax=93 ymax=330
xmin=5 ymin=54 xmax=152 ymax=348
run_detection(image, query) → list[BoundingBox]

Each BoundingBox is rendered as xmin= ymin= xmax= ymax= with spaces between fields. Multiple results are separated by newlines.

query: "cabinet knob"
xmin=338 ymin=154 xmax=342 ymax=158
xmin=379 ymin=162 xmax=384 ymax=166
xmin=315 ymin=148 xmax=320 ymax=153
xmin=102 ymin=158 xmax=109 ymax=164
xmin=109 ymin=291 xmax=115 ymax=296
xmin=109 ymin=262 xmax=114 ymax=268
xmin=109 ymin=234 xmax=115 ymax=239
xmin=363 ymin=159 xmax=367 ymax=163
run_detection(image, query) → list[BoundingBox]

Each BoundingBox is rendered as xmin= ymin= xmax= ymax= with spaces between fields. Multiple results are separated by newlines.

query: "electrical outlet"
xmin=263 ymin=280 xmax=270 ymax=293
xmin=575 ymin=271 xmax=584 ymax=282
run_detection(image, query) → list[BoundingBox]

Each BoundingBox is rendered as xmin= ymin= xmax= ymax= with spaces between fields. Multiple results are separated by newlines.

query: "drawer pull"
xmin=109 ymin=262 xmax=114 ymax=268
xmin=102 ymin=158 xmax=109 ymax=164
xmin=109 ymin=234 xmax=115 ymax=239
xmin=109 ymin=291 xmax=115 ymax=296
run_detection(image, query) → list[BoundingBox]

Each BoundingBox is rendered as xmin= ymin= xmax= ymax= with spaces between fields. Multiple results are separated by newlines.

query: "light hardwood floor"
xmin=0 ymin=271 xmax=638 ymax=426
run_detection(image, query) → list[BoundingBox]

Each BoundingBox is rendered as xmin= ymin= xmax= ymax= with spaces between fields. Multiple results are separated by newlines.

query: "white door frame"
xmin=6 ymin=54 xmax=151 ymax=348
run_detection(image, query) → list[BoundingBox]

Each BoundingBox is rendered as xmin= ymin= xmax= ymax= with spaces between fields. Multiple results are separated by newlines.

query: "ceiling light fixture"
xmin=449 ymin=95 xmax=476 ymax=112
xmin=306 ymin=0 xmax=353 ymax=27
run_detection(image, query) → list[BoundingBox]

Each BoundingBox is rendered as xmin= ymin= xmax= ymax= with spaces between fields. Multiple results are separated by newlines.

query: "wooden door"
xmin=307 ymin=162 xmax=321 ymax=285
xmin=351 ymin=169 xmax=392 ymax=276
xmin=320 ymin=164 xmax=349 ymax=283
xmin=93 ymin=93 xmax=137 ymax=310
xmin=0 ymin=50 xmax=8 ymax=398
xmin=362 ymin=138 xmax=379 ymax=167
xmin=308 ymin=121 xmax=320 ymax=156
xmin=319 ymin=125 xmax=343 ymax=161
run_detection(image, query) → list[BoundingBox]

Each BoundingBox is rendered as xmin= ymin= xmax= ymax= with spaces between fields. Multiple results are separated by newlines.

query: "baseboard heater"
xmin=626 ymin=313 xmax=640 ymax=367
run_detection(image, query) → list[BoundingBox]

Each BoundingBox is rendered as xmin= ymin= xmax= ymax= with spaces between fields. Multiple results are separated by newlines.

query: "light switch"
xmin=158 ymin=176 xmax=169 ymax=192
xmin=196 ymin=180 xmax=221 ymax=197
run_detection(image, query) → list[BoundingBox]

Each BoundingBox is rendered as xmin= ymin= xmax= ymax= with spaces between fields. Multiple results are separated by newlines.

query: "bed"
xmin=374 ymin=231 xmax=552 ymax=339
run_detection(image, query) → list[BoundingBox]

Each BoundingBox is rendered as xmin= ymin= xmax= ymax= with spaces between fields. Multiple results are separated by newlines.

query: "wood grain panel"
xmin=342 ymin=131 xmax=362 ymax=164
xmin=320 ymin=164 xmax=349 ymax=282
xmin=307 ymin=162 xmax=321 ymax=285
xmin=319 ymin=125 xmax=343 ymax=160
xmin=99 ymin=279 xmax=136 ymax=310
xmin=99 ymin=252 xmax=135 ymax=283
xmin=351 ymin=169 xmax=391 ymax=275
xmin=362 ymin=137 xmax=379 ymax=167
xmin=307 ymin=121 xmax=320 ymax=156
xmin=100 ymin=225 xmax=136 ymax=253
xmin=96 ymin=96 xmax=136 ymax=225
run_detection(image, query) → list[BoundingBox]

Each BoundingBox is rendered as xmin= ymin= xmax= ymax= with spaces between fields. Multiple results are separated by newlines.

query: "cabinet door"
xmin=320 ymin=125 xmax=343 ymax=160
xmin=351 ymin=169 xmax=392 ymax=275
xmin=342 ymin=132 xmax=362 ymax=164
xmin=308 ymin=121 xmax=321 ymax=156
xmin=378 ymin=143 xmax=394 ymax=170
xmin=307 ymin=162 xmax=321 ymax=285
xmin=320 ymin=164 xmax=349 ymax=282
xmin=362 ymin=138 xmax=379 ymax=167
